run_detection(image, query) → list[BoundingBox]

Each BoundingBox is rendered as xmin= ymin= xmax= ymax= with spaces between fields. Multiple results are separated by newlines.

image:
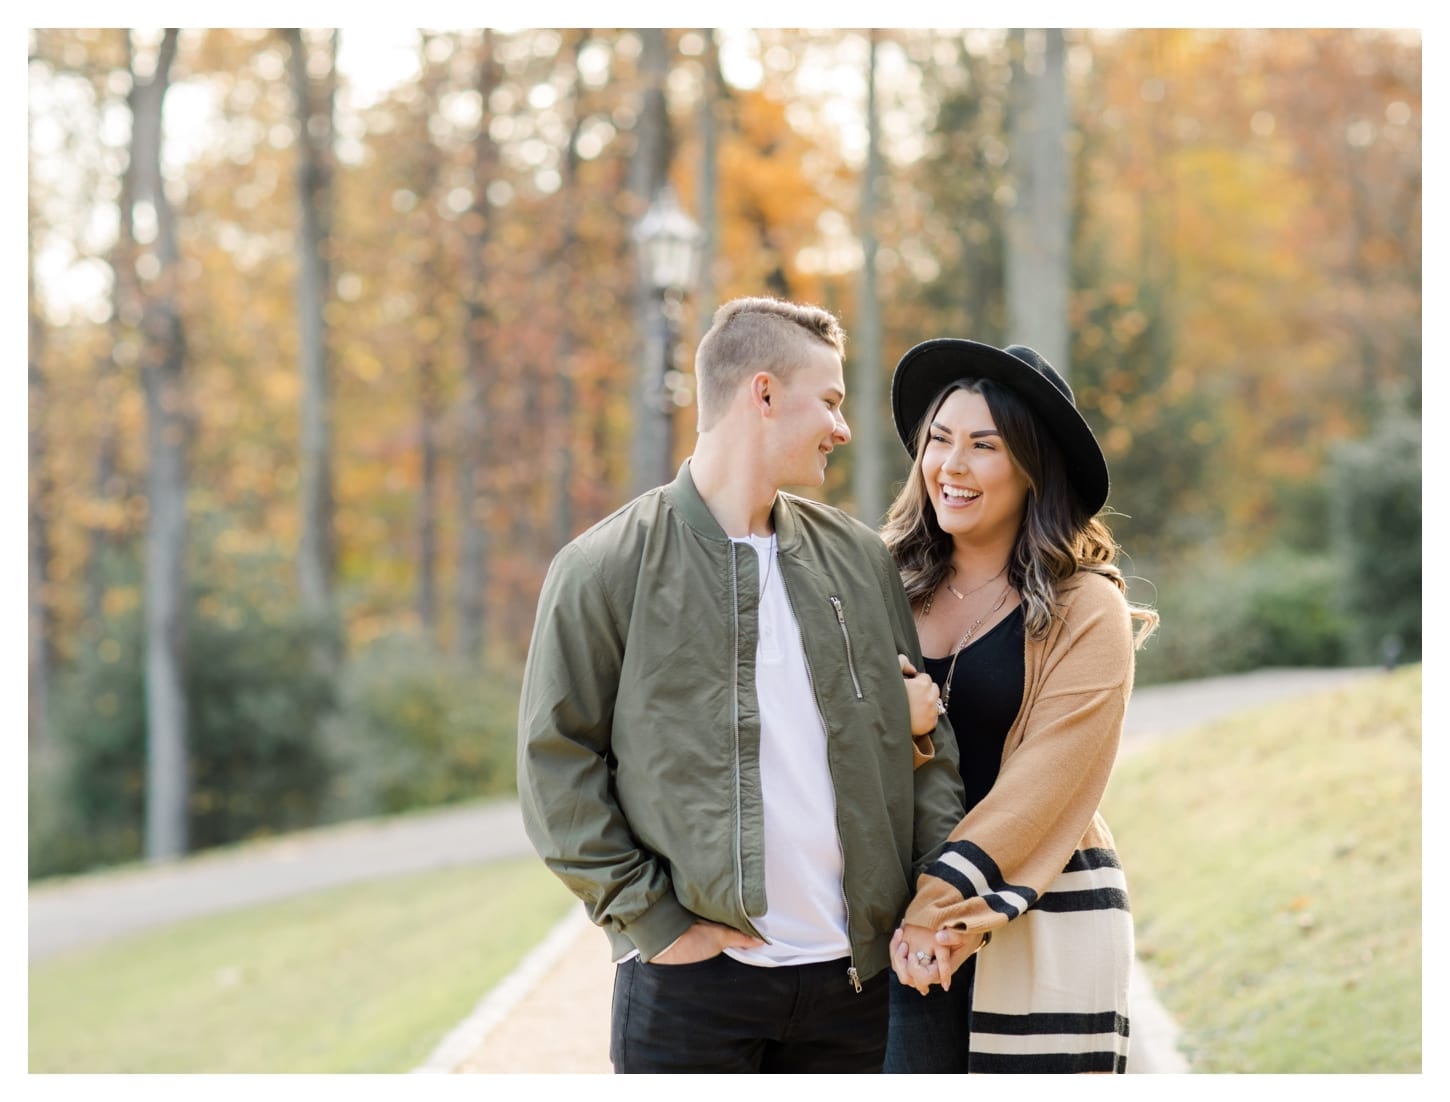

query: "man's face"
xmin=765 ymin=344 xmax=851 ymax=488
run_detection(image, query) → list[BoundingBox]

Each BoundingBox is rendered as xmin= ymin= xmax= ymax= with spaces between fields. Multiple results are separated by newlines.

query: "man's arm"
xmin=516 ymin=542 xmax=695 ymax=960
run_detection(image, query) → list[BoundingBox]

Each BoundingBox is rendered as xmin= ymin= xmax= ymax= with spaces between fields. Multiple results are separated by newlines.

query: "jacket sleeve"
xmin=902 ymin=578 xmax=1133 ymax=935
xmin=873 ymin=541 xmax=966 ymax=878
xmin=516 ymin=542 xmax=695 ymax=960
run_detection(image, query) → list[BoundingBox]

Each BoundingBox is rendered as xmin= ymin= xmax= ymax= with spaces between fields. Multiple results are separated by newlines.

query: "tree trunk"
xmin=413 ymin=33 xmax=444 ymax=639
xmin=127 ymin=29 xmax=189 ymax=861
xmin=85 ymin=28 xmax=138 ymax=635
xmin=454 ymin=29 xmax=497 ymax=661
xmin=852 ymin=29 xmax=885 ymax=525
xmin=1005 ymin=28 xmax=1071 ymax=377
xmin=629 ymin=27 xmax=674 ymax=497
xmin=693 ymin=28 xmax=721 ymax=346
xmin=551 ymin=30 xmax=588 ymax=550
xmin=28 ymin=198 xmax=51 ymax=749
xmin=284 ymin=28 xmax=338 ymax=663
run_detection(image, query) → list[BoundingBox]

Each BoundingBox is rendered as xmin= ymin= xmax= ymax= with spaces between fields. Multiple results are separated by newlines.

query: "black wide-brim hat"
xmin=891 ymin=338 xmax=1110 ymax=516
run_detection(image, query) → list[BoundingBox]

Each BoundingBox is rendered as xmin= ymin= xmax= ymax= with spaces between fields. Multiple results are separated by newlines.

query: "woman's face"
xmin=919 ymin=388 xmax=1031 ymax=547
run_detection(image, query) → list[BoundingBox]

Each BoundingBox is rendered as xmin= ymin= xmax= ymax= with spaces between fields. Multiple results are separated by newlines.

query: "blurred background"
xmin=27 ymin=24 xmax=1420 ymax=920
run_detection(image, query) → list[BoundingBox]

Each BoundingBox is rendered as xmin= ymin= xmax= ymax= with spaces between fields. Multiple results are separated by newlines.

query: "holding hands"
xmin=890 ymin=922 xmax=989 ymax=995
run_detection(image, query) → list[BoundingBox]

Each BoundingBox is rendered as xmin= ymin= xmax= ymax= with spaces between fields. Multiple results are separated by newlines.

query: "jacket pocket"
xmin=828 ymin=595 xmax=865 ymax=700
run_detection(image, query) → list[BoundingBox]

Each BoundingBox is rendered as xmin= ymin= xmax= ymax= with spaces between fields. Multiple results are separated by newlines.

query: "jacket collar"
xmin=664 ymin=459 xmax=802 ymax=552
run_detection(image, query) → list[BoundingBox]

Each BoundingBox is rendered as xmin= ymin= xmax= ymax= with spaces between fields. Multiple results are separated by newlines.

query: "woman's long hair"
xmin=881 ymin=378 xmax=1158 ymax=647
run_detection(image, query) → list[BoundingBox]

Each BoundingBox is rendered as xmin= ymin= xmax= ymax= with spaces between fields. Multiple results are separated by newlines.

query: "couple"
xmin=517 ymin=296 xmax=1157 ymax=1074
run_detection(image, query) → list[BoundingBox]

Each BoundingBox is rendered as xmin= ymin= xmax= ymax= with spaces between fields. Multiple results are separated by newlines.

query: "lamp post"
xmin=632 ymin=185 xmax=702 ymax=491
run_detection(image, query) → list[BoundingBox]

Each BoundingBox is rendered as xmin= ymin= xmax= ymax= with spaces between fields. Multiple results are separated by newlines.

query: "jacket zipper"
xmin=730 ymin=546 xmax=751 ymax=931
xmin=829 ymin=595 xmax=865 ymax=700
xmin=781 ymin=571 xmax=862 ymax=992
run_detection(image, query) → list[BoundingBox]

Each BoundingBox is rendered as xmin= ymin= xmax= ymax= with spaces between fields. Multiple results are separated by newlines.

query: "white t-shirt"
xmin=724 ymin=533 xmax=851 ymax=967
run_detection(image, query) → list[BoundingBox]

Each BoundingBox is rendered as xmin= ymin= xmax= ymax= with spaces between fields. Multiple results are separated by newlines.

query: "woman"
xmin=881 ymin=338 xmax=1157 ymax=1074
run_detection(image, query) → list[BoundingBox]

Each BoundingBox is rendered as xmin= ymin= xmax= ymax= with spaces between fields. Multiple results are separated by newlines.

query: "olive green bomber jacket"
xmin=517 ymin=461 xmax=965 ymax=985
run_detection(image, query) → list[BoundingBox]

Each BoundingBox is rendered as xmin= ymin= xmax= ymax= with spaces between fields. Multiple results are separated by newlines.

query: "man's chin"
xmin=778 ymin=468 xmax=827 ymax=491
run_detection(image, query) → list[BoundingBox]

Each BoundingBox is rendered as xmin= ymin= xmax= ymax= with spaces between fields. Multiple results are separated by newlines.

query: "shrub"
xmin=31 ymin=578 xmax=335 ymax=880
xmin=1131 ymin=549 xmax=1350 ymax=686
xmin=1328 ymin=405 xmax=1421 ymax=665
xmin=319 ymin=636 xmax=521 ymax=821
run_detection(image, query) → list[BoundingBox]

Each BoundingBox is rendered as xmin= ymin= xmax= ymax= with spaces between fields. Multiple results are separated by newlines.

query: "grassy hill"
xmin=1104 ymin=664 xmax=1421 ymax=1072
xmin=30 ymin=857 xmax=576 ymax=1072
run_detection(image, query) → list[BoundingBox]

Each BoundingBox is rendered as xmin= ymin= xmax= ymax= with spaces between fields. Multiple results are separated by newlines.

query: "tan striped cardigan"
xmin=905 ymin=570 xmax=1137 ymax=1073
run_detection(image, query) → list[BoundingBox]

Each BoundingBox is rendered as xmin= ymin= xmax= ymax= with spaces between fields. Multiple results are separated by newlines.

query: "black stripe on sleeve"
xmin=943 ymin=838 xmax=1005 ymax=884
xmin=937 ymin=839 xmax=1040 ymax=911
xmin=1032 ymin=887 xmax=1131 ymax=913
xmin=1060 ymin=847 xmax=1122 ymax=874
xmin=925 ymin=859 xmax=981 ymax=903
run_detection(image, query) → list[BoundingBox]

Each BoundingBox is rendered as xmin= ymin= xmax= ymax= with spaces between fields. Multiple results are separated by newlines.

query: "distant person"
xmin=517 ymin=297 xmax=965 ymax=1073
xmin=879 ymin=339 xmax=1158 ymax=1073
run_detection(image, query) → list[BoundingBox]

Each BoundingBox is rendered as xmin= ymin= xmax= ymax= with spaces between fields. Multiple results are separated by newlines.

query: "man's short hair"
xmin=694 ymin=297 xmax=847 ymax=430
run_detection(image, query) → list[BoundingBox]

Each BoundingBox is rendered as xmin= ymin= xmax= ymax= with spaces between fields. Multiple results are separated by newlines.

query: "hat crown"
xmin=1002 ymin=344 xmax=1075 ymax=408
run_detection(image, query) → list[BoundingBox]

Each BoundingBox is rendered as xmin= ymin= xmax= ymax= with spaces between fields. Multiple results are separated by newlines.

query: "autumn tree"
xmin=628 ymin=27 xmax=675 ymax=496
xmin=1005 ymin=28 xmax=1071 ymax=375
xmin=852 ymin=29 xmax=885 ymax=525
xmin=284 ymin=28 xmax=340 ymax=666
xmin=454 ymin=29 xmax=500 ymax=661
xmin=28 ymin=158 xmax=52 ymax=748
xmin=119 ymin=28 xmax=190 ymax=860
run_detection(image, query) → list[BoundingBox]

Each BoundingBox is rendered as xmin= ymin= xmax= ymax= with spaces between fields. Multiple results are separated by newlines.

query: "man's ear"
xmin=750 ymin=371 xmax=773 ymax=414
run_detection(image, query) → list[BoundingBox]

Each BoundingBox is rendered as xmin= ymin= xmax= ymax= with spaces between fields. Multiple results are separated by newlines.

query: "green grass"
xmin=29 ymin=856 xmax=577 ymax=1072
xmin=1104 ymin=665 xmax=1421 ymax=1073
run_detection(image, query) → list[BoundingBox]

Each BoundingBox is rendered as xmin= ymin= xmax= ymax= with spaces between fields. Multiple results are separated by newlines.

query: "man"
xmin=517 ymin=296 xmax=964 ymax=1073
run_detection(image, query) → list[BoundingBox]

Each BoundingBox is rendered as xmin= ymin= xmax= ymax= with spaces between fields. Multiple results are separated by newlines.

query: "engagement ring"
xmin=915 ymin=950 xmax=934 ymax=966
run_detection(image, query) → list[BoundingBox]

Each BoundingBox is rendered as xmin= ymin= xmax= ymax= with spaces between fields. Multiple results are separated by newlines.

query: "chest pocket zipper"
xmin=828 ymin=595 xmax=864 ymax=700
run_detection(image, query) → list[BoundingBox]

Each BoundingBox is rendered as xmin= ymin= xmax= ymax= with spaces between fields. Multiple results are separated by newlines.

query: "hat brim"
xmin=890 ymin=338 xmax=1110 ymax=516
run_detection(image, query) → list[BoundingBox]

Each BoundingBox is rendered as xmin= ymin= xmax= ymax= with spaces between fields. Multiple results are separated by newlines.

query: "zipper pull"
xmin=830 ymin=595 xmax=846 ymax=624
xmin=847 ymin=965 xmax=862 ymax=993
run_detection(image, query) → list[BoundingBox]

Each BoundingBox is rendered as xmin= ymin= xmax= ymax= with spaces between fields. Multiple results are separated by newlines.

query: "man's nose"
xmin=833 ymin=413 xmax=852 ymax=444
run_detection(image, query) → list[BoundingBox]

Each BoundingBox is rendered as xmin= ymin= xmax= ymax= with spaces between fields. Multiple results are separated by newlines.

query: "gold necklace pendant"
xmin=944 ymin=563 xmax=1007 ymax=602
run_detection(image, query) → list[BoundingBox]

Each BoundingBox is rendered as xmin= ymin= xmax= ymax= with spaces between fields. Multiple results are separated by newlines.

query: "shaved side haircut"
xmin=694 ymin=297 xmax=847 ymax=430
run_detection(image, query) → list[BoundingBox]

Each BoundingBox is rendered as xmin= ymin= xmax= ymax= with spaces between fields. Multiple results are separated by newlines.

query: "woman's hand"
xmin=934 ymin=926 xmax=990 ymax=981
xmin=891 ymin=923 xmax=949 ymax=994
xmin=899 ymin=654 xmax=943 ymax=736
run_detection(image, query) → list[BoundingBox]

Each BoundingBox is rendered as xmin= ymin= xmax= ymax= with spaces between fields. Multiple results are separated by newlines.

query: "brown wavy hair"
xmin=881 ymin=378 xmax=1158 ymax=646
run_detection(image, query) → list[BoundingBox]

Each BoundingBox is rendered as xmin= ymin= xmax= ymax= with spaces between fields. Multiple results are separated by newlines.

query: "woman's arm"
xmin=901 ymin=577 xmax=1134 ymax=936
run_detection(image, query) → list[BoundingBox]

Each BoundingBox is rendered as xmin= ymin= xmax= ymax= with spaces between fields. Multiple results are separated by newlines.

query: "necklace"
xmin=756 ymin=534 xmax=777 ymax=597
xmin=946 ymin=563 xmax=1008 ymax=602
xmin=919 ymin=579 xmax=1014 ymax=711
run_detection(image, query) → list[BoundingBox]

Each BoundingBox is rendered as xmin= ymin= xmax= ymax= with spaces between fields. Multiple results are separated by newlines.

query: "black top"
xmin=924 ymin=605 xmax=1025 ymax=816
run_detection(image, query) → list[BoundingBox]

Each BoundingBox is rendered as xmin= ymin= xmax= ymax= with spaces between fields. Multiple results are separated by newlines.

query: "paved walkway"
xmin=30 ymin=666 xmax=1384 ymax=1072
xmin=29 ymin=797 xmax=531 ymax=961
xmin=430 ymin=908 xmax=1191 ymax=1074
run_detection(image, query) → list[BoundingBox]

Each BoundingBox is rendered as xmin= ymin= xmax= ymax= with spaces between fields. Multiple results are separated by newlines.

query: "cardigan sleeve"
xmin=902 ymin=575 xmax=1134 ymax=934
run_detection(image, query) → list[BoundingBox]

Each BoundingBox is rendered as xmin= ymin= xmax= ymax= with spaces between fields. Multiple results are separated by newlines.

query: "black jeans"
xmin=610 ymin=953 xmax=888 ymax=1073
xmin=883 ymin=953 xmax=977 ymax=1074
